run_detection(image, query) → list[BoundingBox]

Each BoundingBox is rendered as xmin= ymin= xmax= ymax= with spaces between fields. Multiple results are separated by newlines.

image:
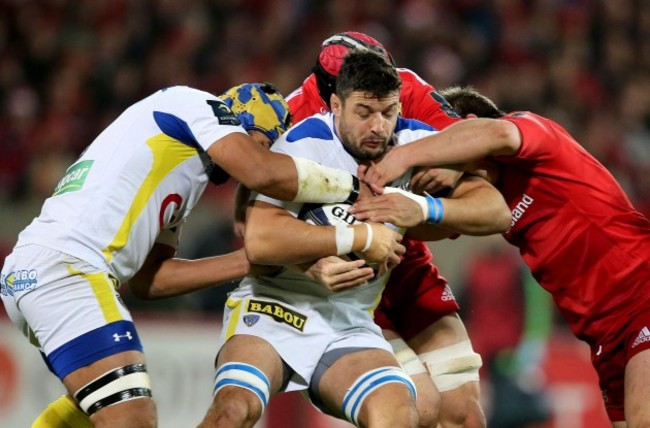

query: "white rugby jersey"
xmin=16 ymin=86 xmax=247 ymax=283
xmin=245 ymin=112 xmax=437 ymax=313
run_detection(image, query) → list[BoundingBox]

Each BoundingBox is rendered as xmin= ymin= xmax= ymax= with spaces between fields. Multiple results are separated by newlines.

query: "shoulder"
xmin=394 ymin=117 xmax=437 ymax=145
xmin=395 ymin=117 xmax=435 ymax=133
xmin=397 ymin=68 xmax=433 ymax=88
xmin=287 ymin=75 xmax=328 ymax=123
xmin=284 ymin=115 xmax=334 ymax=143
xmin=156 ymin=85 xmax=216 ymax=102
xmin=501 ymin=111 xmax=557 ymax=135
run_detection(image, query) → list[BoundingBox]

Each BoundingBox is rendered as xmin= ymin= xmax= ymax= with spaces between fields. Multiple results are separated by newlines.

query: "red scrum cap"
xmin=314 ymin=32 xmax=395 ymax=107
xmin=318 ymin=32 xmax=394 ymax=76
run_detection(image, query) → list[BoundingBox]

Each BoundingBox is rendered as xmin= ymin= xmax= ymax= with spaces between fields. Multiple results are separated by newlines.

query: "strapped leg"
xmin=73 ymin=363 xmax=152 ymax=415
xmin=342 ymin=366 xmax=417 ymax=426
xmin=213 ymin=362 xmax=271 ymax=412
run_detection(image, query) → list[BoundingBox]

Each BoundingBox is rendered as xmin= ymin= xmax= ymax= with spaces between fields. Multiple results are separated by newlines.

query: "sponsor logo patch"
xmin=509 ymin=193 xmax=534 ymax=229
xmin=1 ymin=269 xmax=38 ymax=296
xmin=247 ymin=299 xmax=307 ymax=331
xmin=53 ymin=160 xmax=94 ymax=196
xmin=206 ymin=99 xmax=241 ymax=126
xmin=243 ymin=314 xmax=260 ymax=327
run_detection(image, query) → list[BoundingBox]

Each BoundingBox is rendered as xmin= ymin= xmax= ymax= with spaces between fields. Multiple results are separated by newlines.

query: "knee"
xmin=438 ymin=392 xmax=485 ymax=428
xmin=200 ymin=388 xmax=263 ymax=428
xmin=413 ymin=380 xmax=441 ymax=428
xmin=366 ymin=399 xmax=419 ymax=428
xmin=217 ymin=389 xmax=263 ymax=426
xmin=416 ymin=396 xmax=441 ymax=428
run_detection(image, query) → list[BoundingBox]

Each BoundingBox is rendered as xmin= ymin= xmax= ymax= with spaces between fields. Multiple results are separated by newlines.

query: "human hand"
xmin=349 ymin=185 xmax=427 ymax=228
xmin=361 ymin=146 xmax=411 ymax=188
xmin=410 ymin=166 xmax=463 ymax=195
xmin=357 ymin=222 xmax=405 ymax=268
xmin=303 ymin=256 xmax=375 ymax=292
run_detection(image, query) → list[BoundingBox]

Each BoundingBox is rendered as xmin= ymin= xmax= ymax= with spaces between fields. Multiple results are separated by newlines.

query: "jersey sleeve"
xmin=398 ymin=68 xmax=462 ymax=130
xmin=152 ymin=86 xmax=247 ymax=153
xmin=497 ymin=112 xmax=556 ymax=163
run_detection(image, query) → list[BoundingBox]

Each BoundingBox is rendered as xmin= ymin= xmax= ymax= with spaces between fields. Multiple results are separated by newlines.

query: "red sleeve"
xmin=398 ymin=68 xmax=462 ymax=130
xmin=497 ymin=112 xmax=558 ymax=163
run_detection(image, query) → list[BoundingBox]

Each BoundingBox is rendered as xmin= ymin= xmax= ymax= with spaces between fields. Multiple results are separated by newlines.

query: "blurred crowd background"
xmin=1 ymin=1 xmax=646 ymax=425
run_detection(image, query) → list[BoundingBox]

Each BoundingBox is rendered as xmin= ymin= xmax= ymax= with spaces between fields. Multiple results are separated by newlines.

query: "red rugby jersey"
xmin=497 ymin=112 xmax=650 ymax=340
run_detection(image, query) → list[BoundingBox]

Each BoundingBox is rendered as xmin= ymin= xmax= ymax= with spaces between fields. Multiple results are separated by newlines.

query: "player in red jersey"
xmin=286 ymin=32 xmax=486 ymax=428
xmin=358 ymin=86 xmax=650 ymax=427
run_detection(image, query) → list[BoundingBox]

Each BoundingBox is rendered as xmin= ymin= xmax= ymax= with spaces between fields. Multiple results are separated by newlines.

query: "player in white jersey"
xmin=0 ymin=82 xmax=400 ymax=428
xmin=198 ymin=52 xmax=510 ymax=428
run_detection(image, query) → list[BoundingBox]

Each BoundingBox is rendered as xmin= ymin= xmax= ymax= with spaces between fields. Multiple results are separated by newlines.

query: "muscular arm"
xmin=207 ymin=133 xmax=357 ymax=203
xmin=365 ymin=119 xmax=521 ymax=186
xmin=129 ymin=245 xmax=251 ymax=300
xmin=244 ymin=200 xmax=404 ymax=267
xmin=410 ymin=175 xmax=511 ymax=239
xmin=351 ymin=175 xmax=511 ymax=238
xmin=244 ymin=201 xmax=369 ymax=265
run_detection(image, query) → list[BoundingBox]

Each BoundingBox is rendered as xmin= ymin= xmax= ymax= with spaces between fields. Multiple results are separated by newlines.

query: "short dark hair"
xmin=439 ymin=86 xmax=505 ymax=118
xmin=335 ymin=50 xmax=401 ymax=101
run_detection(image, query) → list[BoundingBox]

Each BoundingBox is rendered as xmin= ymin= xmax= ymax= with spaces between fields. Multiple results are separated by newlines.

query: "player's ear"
xmin=466 ymin=113 xmax=478 ymax=119
xmin=331 ymin=94 xmax=342 ymax=114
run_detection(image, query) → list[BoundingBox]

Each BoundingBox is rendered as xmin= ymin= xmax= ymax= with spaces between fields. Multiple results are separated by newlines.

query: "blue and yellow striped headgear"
xmin=220 ymin=82 xmax=292 ymax=143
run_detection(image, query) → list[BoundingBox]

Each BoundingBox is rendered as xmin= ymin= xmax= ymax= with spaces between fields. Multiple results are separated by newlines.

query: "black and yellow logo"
xmin=247 ymin=299 xmax=307 ymax=331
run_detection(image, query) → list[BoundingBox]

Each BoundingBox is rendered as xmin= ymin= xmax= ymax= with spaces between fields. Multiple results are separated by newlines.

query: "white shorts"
xmin=217 ymin=283 xmax=393 ymax=392
xmin=1 ymin=244 xmax=142 ymax=380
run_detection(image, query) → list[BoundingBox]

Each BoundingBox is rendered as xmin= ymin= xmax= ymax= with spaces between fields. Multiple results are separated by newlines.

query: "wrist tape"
xmin=334 ymin=224 xmax=355 ymax=255
xmin=425 ymin=194 xmax=444 ymax=224
xmin=291 ymin=157 xmax=357 ymax=203
xmin=383 ymin=186 xmax=428 ymax=223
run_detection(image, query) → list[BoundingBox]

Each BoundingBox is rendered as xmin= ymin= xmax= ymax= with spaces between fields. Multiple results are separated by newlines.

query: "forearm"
xmin=400 ymin=119 xmax=520 ymax=168
xmin=245 ymin=221 xmax=370 ymax=265
xmin=208 ymin=134 xmax=359 ymax=203
xmin=435 ymin=187 xmax=511 ymax=235
xmin=131 ymin=249 xmax=250 ymax=299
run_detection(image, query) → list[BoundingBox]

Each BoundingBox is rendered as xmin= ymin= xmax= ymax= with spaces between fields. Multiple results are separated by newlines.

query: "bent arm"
xmin=129 ymin=245 xmax=250 ymax=300
xmin=352 ymin=175 xmax=511 ymax=239
xmin=244 ymin=201 xmax=371 ymax=265
xmin=403 ymin=118 xmax=522 ymax=165
xmin=207 ymin=133 xmax=358 ymax=203
xmin=365 ymin=119 xmax=521 ymax=186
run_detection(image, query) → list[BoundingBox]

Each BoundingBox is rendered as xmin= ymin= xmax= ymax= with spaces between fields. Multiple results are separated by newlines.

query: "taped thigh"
xmin=74 ymin=363 xmax=152 ymax=415
xmin=342 ymin=366 xmax=417 ymax=426
xmin=419 ymin=340 xmax=482 ymax=392
xmin=213 ymin=362 xmax=271 ymax=411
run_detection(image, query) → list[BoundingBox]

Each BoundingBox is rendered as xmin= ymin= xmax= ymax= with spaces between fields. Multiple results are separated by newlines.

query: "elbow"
xmin=495 ymin=206 xmax=513 ymax=233
xmin=487 ymin=120 xmax=520 ymax=155
xmin=244 ymin=234 xmax=274 ymax=265
xmin=128 ymin=281 xmax=157 ymax=301
xmin=487 ymin=194 xmax=512 ymax=234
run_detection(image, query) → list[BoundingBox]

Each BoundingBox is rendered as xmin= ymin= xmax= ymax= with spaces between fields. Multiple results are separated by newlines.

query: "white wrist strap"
xmin=362 ymin=223 xmax=373 ymax=252
xmin=335 ymin=224 xmax=355 ymax=255
xmin=383 ymin=186 xmax=428 ymax=223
